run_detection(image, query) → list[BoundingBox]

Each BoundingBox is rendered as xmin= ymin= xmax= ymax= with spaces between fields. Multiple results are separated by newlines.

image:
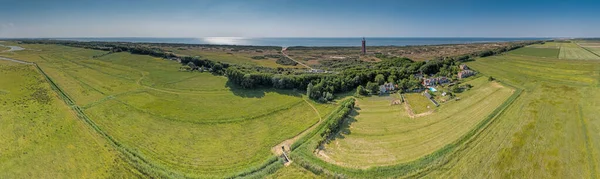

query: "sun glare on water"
xmin=202 ymin=37 xmax=248 ymax=45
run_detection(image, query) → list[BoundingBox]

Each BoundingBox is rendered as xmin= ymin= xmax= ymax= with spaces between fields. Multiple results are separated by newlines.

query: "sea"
xmin=51 ymin=37 xmax=549 ymax=47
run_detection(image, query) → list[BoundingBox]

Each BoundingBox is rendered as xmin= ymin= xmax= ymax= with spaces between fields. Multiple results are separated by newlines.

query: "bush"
xmin=276 ymin=56 xmax=298 ymax=66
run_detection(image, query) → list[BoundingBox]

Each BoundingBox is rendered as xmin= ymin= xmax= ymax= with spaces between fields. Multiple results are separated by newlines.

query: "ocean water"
xmin=53 ymin=37 xmax=548 ymax=47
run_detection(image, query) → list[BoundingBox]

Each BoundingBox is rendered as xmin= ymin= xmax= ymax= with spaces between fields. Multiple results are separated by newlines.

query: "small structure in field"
xmin=422 ymin=91 xmax=439 ymax=106
xmin=459 ymin=64 xmax=469 ymax=70
xmin=423 ymin=92 xmax=432 ymax=99
xmin=379 ymin=82 xmax=395 ymax=94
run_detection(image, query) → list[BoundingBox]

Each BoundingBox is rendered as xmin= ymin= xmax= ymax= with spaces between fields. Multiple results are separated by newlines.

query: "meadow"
xmin=0 ymin=43 xmax=339 ymax=178
xmin=425 ymin=52 xmax=600 ymax=178
xmin=525 ymin=41 xmax=599 ymax=60
xmin=555 ymin=42 xmax=600 ymax=60
xmin=284 ymin=46 xmax=599 ymax=178
xmin=587 ymin=47 xmax=600 ymax=56
xmin=319 ymin=77 xmax=513 ymax=168
xmin=508 ymin=47 xmax=559 ymax=58
xmin=577 ymin=42 xmax=600 ymax=57
xmin=0 ymin=60 xmax=137 ymax=178
xmin=403 ymin=93 xmax=434 ymax=114
xmin=3 ymin=40 xmax=599 ymax=178
xmin=161 ymin=46 xmax=301 ymax=69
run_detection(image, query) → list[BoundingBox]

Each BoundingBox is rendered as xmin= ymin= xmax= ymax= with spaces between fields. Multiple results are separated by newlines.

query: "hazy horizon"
xmin=1 ymin=0 xmax=599 ymax=38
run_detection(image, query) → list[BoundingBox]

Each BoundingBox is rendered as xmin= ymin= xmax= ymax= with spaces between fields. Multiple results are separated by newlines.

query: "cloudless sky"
xmin=0 ymin=0 xmax=598 ymax=38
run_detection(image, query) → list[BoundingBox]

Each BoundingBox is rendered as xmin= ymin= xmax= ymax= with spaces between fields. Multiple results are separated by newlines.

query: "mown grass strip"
xmin=290 ymin=83 xmax=522 ymax=178
xmin=25 ymin=58 xmax=302 ymax=178
xmin=582 ymin=47 xmax=600 ymax=58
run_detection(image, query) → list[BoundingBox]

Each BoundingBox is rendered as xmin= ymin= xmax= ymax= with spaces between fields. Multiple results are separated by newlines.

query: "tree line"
xmin=17 ymin=39 xmax=544 ymax=102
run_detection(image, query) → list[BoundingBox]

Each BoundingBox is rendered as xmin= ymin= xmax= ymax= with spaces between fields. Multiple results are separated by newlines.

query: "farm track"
xmin=281 ymin=47 xmax=313 ymax=70
xmin=0 ymin=56 xmax=33 ymax=64
xmin=578 ymin=105 xmax=598 ymax=178
xmin=272 ymin=98 xmax=323 ymax=156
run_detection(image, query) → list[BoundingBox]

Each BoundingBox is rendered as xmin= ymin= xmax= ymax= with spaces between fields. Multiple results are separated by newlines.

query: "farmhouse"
xmin=422 ymin=76 xmax=450 ymax=87
xmin=458 ymin=64 xmax=475 ymax=79
xmin=379 ymin=82 xmax=395 ymax=93
xmin=458 ymin=70 xmax=475 ymax=79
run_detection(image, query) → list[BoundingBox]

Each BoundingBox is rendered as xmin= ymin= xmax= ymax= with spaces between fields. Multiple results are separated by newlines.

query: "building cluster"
xmin=422 ymin=76 xmax=450 ymax=87
xmin=458 ymin=64 xmax=475 ymax=79
xmin=379 ymin=82 xmax=396 ymax=94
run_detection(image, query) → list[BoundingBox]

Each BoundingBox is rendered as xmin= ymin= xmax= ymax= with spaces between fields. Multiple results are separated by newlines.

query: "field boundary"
xmin=272 ymin=98 xmax=323 ymax=156
xmin=289 ymin=82 xmax=523 ymax=178
xmin=0 ymin=55 xmax=291 ymax=178
xmin=578 ymin=45 xmax=600 ymax=58
xmin=402 ymin=93 xmax=434 ymax=118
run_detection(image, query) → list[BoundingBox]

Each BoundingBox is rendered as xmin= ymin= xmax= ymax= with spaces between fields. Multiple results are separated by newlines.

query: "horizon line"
xmin=0 ymin=36 xmax=582 ymax=39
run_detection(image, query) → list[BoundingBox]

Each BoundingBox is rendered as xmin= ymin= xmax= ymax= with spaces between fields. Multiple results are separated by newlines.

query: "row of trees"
xmin=20 ymin=39 xmax=544 ymax=102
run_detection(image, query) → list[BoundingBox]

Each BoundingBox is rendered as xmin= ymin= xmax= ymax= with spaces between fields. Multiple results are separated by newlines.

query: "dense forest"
xmin=18 ymin=39 xmax=544 ymax=102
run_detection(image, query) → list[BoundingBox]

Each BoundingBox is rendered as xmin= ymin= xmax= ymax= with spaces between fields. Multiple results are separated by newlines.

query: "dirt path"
xmin=281 ymin=47 xmax=313 ymax=70
xmin=271 ymin=98 xmax=322 ymax=159
xmin=0 ymin=45 xmax=31 ymax=64
xmin=0 ymin=56 xmax=34 ymax=65
xmin=0 ymin=44 xmax=25 ymax=52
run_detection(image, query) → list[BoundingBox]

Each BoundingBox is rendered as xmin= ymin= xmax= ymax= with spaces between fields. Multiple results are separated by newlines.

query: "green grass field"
xmin=424 ymin=53 xmax=600 ymax=178
xmin=3 ymin=41 xmax=600 ymax=178
xmin=553 ymin=42 xmax=600 ymax=60
xmin=284 ymin=50 xmax=599 ymax=178
xmin=528 ymin=42 xmax=563 ymax=48
xmin=509 ymin=47 xmax=559 ymax=58
xmin=404 ymin=93 xmax=434 ymax=114
xmin=584 ymin=47 xmax=600 ymax=57
xmin=319 ymin=77 xmax=513 ymax=168
xmin=0 ymin=60 xmax=137 ymax=178
xmin=560 ymin=46 xmax=600 ymax=60
xmin=162 ymin=47 xmax=301 ymax=68
xmin=267 ymin=163 xmax=324 ymax=179
xmin=0 ymin=43 xmax=338 ymax=178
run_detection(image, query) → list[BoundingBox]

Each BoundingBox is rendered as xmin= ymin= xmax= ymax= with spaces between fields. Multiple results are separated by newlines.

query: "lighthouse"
xmin=361 ymin=37 xmax=366 ymax=55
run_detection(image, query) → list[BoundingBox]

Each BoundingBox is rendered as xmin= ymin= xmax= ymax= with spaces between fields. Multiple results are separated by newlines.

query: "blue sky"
xmin=0 ymin=0 xmax=598 ymax=38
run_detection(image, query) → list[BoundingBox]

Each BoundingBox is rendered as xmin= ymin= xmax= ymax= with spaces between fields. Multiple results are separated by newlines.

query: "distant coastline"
xmin=44 ymin=37 xmax=550 ymax=47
